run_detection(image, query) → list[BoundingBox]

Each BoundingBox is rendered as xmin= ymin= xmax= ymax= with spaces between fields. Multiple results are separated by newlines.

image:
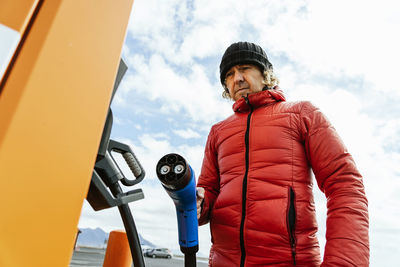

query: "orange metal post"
xmin=0 ymin=0 xmax=134 ymax=266
xmin=103 ymin=230 xmax=133 ymax=267
xmin=0 ymin=0 xmax=40 ymax=82
xmin=0 ymin=0 xmax=40 ymax=33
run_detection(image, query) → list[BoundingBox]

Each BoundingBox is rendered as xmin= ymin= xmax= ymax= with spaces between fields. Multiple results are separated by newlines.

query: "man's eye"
xmin=226 ymin=72 xmax=233 ymax=78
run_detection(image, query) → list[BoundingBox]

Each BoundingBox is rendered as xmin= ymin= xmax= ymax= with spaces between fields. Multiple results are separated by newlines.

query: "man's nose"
xmin=233 ymin=71 xmax=244 ymax=83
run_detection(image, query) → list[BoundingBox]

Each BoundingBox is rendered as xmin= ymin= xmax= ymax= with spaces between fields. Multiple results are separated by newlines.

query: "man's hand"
xmin=196 ymin=187 xmax=205 ymax=219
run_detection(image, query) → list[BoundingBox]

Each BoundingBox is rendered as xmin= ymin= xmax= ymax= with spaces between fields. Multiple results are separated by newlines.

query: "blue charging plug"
xmin=156 ymin=153 xmax=199 ymax=255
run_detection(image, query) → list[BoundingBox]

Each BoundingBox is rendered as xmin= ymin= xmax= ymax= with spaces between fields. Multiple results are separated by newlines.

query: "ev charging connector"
xmin=156 ymin=153 xmax=199 ymax=267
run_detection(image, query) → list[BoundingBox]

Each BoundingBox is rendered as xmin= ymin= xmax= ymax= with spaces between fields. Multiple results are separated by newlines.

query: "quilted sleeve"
xmin=197 ymin=126 xmax=220 ymax=226
xmin=300 ymin=101 xmax=369 ymax=266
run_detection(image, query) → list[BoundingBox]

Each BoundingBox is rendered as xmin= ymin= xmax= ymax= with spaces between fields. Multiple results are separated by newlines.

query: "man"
xmin=196 ymin=42 xmax=369 ymax=266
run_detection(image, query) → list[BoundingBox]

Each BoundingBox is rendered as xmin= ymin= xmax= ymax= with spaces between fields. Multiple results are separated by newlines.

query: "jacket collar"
xmin=232 ymin=86 xmax=286 ymax=113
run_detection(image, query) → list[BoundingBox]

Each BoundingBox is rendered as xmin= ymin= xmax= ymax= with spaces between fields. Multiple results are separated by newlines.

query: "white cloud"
xmin=126 ymin=0 xmax=400 ymax=98
xmin=120 ymin=53 xmax=231 ymax=124
xmin=173 ymin=129 xmax=202 ymax=139
xmin=179 ymin=24 xmax=227 ymax=62
xmin=254 ymin=0 xmax=400 ymax=96
xmin=127 ymin=0 xmax=192 ymax=64
xmin=113 ymin=116 xmax=133 ymax=126
xmin=128 ymin=0 xmax=181 ymax=41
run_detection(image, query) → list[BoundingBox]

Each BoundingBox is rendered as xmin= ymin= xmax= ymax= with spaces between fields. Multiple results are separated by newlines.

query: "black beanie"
xmin=219 ymin=42 xmax=272 ymax=85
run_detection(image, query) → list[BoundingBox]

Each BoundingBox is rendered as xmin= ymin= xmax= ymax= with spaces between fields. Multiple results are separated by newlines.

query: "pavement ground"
xmin=70 ymin=247 xmax=208 ymax=267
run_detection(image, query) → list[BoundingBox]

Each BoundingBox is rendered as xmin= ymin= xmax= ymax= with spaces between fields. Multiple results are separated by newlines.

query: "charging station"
xmin=0 ymin=1 xmax=135 ymax=266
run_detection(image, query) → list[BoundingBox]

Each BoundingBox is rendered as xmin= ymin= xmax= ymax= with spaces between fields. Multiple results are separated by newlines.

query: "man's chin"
xmin=236 ymin=90 xmax=250 ymax=98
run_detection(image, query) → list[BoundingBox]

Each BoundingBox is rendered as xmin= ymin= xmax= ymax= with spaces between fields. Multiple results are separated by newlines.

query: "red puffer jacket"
xmin=197 ymin=89 xmax=369 ymax=266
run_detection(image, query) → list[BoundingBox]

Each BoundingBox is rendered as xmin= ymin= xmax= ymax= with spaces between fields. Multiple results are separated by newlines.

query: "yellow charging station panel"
xmin=0 ymin=0 xmax=134 ymax=266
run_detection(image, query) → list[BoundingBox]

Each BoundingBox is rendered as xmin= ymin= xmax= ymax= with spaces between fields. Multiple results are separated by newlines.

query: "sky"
xmin=78 ymin=0 xmax=400 ymax=265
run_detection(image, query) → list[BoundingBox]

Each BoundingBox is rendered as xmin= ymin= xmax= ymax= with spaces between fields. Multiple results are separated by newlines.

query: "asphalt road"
xmin=70 ymin=247 xmax=208 ymax=267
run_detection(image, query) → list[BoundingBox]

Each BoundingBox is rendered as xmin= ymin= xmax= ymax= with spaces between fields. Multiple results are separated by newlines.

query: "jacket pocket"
xmin=287 ymin=186 xmax=296 ymax=265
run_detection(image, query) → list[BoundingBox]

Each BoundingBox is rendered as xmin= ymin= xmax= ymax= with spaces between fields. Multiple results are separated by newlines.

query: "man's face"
xmin=224 ymin=64 xmax=264 ymax=101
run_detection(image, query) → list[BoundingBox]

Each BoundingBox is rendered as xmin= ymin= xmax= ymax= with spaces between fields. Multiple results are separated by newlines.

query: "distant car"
xmin=144 ymin=248 xmax=173 ymax=259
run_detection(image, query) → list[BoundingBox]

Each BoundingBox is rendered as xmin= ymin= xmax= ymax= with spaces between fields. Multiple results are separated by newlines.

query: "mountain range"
xmin=76 ymin=227 xmax=155 ymax=248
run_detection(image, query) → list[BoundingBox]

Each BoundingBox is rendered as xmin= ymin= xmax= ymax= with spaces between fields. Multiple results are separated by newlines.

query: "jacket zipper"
xmin=287 ymin=187 xmax=297 ymax=265
xmin=240 ymin=96 xmax=253 ymax=267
